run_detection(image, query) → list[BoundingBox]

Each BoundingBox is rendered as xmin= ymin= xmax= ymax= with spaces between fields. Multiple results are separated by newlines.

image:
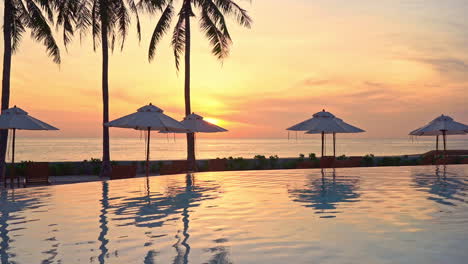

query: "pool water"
xmin=1 ymin=165 xmax=467 ymax=263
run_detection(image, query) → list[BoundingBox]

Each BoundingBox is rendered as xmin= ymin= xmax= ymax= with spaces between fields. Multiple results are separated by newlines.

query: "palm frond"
xmin=115 ymin=0 xmax=130 ymax=50
xmin=212 ymin=0 xmax=252 ymax=28
xmin=25 ymin=0 xmax=61 ymax=63
xmin=171 ymin=11 xmax=186 ymax=71
xmin=10 ymin=1 xmax=27 ymax=53
xmin=54 ymin=0 xmax=91 ymax=48
xmin=196 ymin=0 xmax=231 ymax=41
xmin=148 ymin=2 xmax=174 ymax=61
xmin=199 ymin=8 xmax=230 ymax=59
xmin=127 ymin=0 xmax=142 ymax=41
xmin=139 ymin=0 xmax=169 ymax=13
xmin=34 ymin=0 xmax=54 ymax=22
xmin=91 ymin=0 xmax=101 ymax=50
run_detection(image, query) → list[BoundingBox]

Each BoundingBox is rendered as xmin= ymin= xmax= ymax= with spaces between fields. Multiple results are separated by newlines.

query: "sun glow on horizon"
xmin=204 ymin=117 xmax=223 ymax=126
xmin=2 ymin=0 xmax=467 ymax=138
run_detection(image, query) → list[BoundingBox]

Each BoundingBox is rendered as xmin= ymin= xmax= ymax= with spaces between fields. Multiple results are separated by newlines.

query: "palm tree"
xmin=58 ymin=0 xmax=141 ymax=177
xmin=144 ymin=0 xmax=252 ymax=170
xmin=1 ymin=0 xmax=63 ymax=181
xmin=94 ymin=0 xmax=142 ymax=177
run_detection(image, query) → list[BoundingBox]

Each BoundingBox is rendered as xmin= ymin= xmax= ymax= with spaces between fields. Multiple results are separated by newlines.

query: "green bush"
xmin=337 ymin=155 xmax=348 ymax=161
xmin=228 ymin=157 xmax=250 ymax=170
xmin=50 ymin=163 xmax=75 ymax=176
xmin=378 ymin=157 xmax=401 ymax=166
xmin=254 ymin=155 xmax=268 ymax=170
xmin=308 ymin=153 xmax=318 ymax=161
xmin=362 ymin=154 xmax=375 ymax=167
xmin=269 ymin=155 xmax=279 ymax=169
xmin=283 ymin=160 xmax=298 ymax=169
xmin=298 ymin=154 xmax=305 ymax=161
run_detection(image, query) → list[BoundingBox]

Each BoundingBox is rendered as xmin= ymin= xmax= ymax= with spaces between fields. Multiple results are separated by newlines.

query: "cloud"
xmin=298 ymin=78 xmax=332 ymax=87
xmin=415 ymin=58 xmax=468 ymax=73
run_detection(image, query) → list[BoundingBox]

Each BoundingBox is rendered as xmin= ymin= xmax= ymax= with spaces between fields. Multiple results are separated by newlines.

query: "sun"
xmin=204 ymin=117 xmax=222 ymax=125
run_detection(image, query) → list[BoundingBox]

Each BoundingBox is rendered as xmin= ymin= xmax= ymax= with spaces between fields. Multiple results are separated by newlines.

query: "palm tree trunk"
xmin=100 ymin=4 xmax=111 ymax=177
xmin=0 ymin=0 xmax=13 ymax=183
xmin=184 ymin=2 xmax=196 ymax=171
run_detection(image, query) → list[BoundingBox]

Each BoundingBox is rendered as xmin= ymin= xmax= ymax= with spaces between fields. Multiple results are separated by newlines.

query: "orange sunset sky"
xmin=1 ymin=0 xmax=467 ymax=138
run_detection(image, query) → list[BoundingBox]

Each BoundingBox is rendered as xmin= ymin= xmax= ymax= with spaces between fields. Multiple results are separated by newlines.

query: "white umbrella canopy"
xmin=0 ymin=106 xmax=58 ymax=130
xmin=0 ymin=106 xmax=59 ymax=188
xmin=287 ymin=110 xmax=365 ymax=157
xmin=305 ymin=118 xmax=365 ymax=134
xmin=105 ymin=103 xmax=188 ymax=177
xmin=105 ymin=104 xmax=187 ymax=132
xmin=160 ymin=113 xmax=228 ymax=133
xmin=409 ymin=115 xmax=468 ymax=136
xmin=409 ymin=115 xmax=468 ymax=153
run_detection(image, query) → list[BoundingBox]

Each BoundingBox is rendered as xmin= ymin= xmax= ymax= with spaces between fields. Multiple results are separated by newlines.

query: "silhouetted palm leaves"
xmin=1 ymin=0 xmax=68 ymax=176
xmin=51 ymin=0 xmax=142 ymax=176
xmin=143 ymin=0 xmax=252 ymax=169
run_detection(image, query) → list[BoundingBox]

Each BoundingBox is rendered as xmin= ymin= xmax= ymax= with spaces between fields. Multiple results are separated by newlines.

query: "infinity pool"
xmin=1 ymin=165 xmax=467 ymax=263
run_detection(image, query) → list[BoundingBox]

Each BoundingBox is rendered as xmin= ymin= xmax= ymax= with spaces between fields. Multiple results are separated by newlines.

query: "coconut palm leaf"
xmin=171 ymin=12 xmax=186 ymax=71
xmin=25 ymin=0 xmax=61 ymax=63
xmin=199 ymin=8 xmax=230 ymax=59
xmin=149 ymin=1 xmax=174 ymax=61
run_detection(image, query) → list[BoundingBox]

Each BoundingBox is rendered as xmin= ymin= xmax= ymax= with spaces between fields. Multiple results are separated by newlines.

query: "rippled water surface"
xmin=1 ymin=165 xmax=467 ymax=263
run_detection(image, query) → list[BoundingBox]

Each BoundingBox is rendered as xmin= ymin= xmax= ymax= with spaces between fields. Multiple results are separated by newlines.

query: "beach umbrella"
xmin=105 ymin=103 xmax=187 ymax=177
xmin=287 ymin=110 xmax=365 ymax=157
xmin=160 ymin=113 xmax=228 ymax=170
xmin=181 ymin=113 xmax=228 ymax=133
xmin=160 ymin=113 xmax=228 ymax=133
xmin=409 ymin=115 xmax=468 ymax=155
xmin=0 ymin=106 xmax=58 ymax=187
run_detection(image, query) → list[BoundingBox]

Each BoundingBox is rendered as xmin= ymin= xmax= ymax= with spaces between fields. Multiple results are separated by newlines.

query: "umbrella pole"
xmin=321 ymin=131 xmax=324 ymax=157
xmin=146 ymin=128 xmax=150 ymax=177
xmin=333 ymin=133 xmax=336 ymax=157
xmin=436 ymin=135 xmax=439 ymax=153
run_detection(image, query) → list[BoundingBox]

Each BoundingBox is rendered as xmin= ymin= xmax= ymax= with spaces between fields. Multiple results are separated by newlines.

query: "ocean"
xmin=4 ymin=137 xmax=468 ymax=162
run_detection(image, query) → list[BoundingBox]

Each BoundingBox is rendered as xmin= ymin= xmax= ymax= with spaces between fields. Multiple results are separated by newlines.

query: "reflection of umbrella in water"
xmin=0 ymin=189 xmax=48 ymax=262
xmin=112 ymin=174 xmax=219 ymax=263
xmin=204 ymin=244 xmax=233 ymax=264
xmin=113 ymin=175 xmax=218 ymax=228
xmin=288 ymin=169 xmax=360 ymax=217
xmin=412 ymin=165 xmax=468 ymax=206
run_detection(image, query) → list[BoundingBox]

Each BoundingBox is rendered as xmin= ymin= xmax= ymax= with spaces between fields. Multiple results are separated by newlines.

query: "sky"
xmin=1 ymin=0 xmax=467 ymax=138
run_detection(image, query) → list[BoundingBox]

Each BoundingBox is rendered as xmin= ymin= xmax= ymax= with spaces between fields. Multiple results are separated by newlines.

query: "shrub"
xmin=308 ymin=153 xmax=318 ymax=161
xmin=254 ymin=155 xmax=268 ymax=170
xmin=228 ymin=157 xmax=250 ymax=170
xmin=337 ymin=155 xmax=348 ymax=161
xmin=378 ymin=157 xmax=401 ymax=166
xmin=283 ymin=160 xmax=298 ymax=169
xmin=362 ymin=154 xmax=375 ymax=167
xmin=269 ymin=155 xmax=279 ymax=169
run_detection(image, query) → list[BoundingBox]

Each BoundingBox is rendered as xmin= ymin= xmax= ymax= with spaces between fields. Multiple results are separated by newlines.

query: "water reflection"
xmin=111 ymin=174 xmax=220 ymax=264
xmin=98 ymin=181 xmax=110 ymax=264
xmin=204 ymin=238 xmax=233 ymax=264
xmin=113 ymin=175 xmax=219 ymax=229
xmin=412 ymin=165 xmax=468 ymax=206
xmin=288 ymin=169 xmax=360 ymax=217
xmin=0 ymin=188 xmax=49 ymax=263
